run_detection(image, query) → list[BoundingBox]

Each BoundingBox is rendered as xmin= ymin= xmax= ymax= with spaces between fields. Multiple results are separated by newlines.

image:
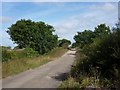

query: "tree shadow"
xmin=67 ymin=53 xmax=76 ymax=56
xmin=51 ymin=72 xmax=69 ymax=81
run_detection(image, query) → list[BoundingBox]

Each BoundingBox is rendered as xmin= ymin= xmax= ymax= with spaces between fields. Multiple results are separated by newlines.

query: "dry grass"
xmin=2 ymin=47 xmax=68 ymax=78
xmin=59 ymin=77 xmax=80 ymax=89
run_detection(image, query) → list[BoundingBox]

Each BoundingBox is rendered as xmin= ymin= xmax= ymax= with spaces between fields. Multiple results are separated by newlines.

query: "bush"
xmin=23 ymin=48 xmax=39 ymax=58
xmin=86 ymin=30 xmax=120 ymax=79
xmin=2 ymin=49 xmax=11 ymax=62
xmin=2 ymin=47 xmax=39 ymax=62
xmin=59 ymin=77 xmax=80 ymax=89
xmin=71 ymin=28 xmax=120 ymax=88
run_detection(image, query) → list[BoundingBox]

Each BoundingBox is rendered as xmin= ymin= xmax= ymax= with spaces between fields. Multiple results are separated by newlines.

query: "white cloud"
xmin=103 ymin=3 xmax=116 ymax=11
xmin=55 ymin=20 xmax=79 ymax=33
xmin=90 ymin=2 xmax=117 ymax=12
xmin=54 ymin=3 xmax=118 ymax=42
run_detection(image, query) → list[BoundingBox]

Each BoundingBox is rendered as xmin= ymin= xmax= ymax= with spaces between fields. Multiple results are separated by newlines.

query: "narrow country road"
xmin=2 ymin=50 xmax=76 ymax=88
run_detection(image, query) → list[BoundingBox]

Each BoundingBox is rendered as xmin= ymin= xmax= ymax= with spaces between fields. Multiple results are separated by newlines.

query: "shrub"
xmin=71 ymin=28 xmax=120 ymax=88
xmin=2 ymin=49 xmax=11 ymax=62
xmin=2 ymin=47 xmax=39 ymax=62
xmin=23 ymin=48 xmax=39 ymax=58
xmin=70 ymin=24 xmax=120 ymax=88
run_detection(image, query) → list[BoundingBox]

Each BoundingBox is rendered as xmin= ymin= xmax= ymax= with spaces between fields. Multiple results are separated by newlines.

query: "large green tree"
xmin=7 ymin=19 xmax=58 ymax=54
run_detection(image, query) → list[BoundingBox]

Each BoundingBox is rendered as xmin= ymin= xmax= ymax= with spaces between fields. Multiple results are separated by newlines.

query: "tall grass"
xmin=2 ymin=47 xmax=68 ymax=78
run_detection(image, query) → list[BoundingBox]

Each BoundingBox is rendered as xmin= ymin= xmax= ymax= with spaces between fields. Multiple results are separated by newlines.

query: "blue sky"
xmin=1 ymin=2 xmax=118 ymax=48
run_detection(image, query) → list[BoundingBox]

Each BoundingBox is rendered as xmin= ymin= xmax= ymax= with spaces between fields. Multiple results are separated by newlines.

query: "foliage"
xmin=2 ymin=49 xmax=11 ymax=62
xmin=74 ymin=30 xmax=95 ymax=48
xmin=71 ymin=43 xmax=77 ymax=48
xmin=58 ymin=39 xmax=71 ymax=48
xmin=80 ymin=27 xmax=120 ymax=80
xmin=74 ymin=24 xmax=110 ymax=48
xmin=23 ymin=48 xmax=39 ymax=57
xmin=61 ymin=23 xmax=120 ymax=88
xmin=0 ymin=46 xmax=11 ymax=50
xmin=94 ymin=24 xmax=111 ymax=37
xmin=2 ymin=47 xmax=39 ymax=62
xmin=7 ymin=19 xmax=58 ymax=54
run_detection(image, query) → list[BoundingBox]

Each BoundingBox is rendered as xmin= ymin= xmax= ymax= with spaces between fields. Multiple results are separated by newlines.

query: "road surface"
xmin=2 ymin=50 xmax=76 ymax=88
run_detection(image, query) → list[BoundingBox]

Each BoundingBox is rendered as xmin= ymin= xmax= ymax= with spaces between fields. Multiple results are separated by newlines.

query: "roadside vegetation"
xmin=1 ymin=19 xmax=71 ymax=78
xmin=2 ymin=47 xmax=68 ymax=78
xmin=59 ymin=20 xmax=120 ymax=88
xmin=2 ymin=47 xmax=39 ymax=62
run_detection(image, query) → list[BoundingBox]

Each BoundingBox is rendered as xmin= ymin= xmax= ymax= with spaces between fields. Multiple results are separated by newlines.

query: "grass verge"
xmin=59 ymin=77 xmax=80 ymax=89
xmin=2 ymin=47 xmax=68 ymax=78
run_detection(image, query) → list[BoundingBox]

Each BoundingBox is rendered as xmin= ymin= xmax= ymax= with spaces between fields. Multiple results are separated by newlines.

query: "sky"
xmin=1 ymin=1 xmax=119 ymax=48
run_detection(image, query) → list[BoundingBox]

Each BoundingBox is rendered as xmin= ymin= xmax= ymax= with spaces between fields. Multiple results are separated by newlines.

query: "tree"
xmin=58 ymin=39 xmax=71 ymax=48
xmin=94 ymin=24 xmax=111 ymax=37
xmin=7 ymin=19 xmax=58 ymax=54
xmin=71 ymin=43 xmax=77 ymax=48
xmin=73 ymin=24 xmax=111 ymax=48
xmin=85 ymin=23 xmax=120 ymax=81
xmin=74 ymin=30 xmax=95 ymax=48
xmin=71 ymin=22 xmax=120 ymax=88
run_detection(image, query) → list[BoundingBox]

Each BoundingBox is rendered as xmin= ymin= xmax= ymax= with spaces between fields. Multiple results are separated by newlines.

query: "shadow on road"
xmin=67 ymin=53 xmax=76 ymax=56
xmin=51 ymin=72 xmax=69 ymax=81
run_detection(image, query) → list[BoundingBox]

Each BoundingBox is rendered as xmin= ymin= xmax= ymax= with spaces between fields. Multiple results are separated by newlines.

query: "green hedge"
xmin=2 ymin=48 xmax=39 ymax=62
